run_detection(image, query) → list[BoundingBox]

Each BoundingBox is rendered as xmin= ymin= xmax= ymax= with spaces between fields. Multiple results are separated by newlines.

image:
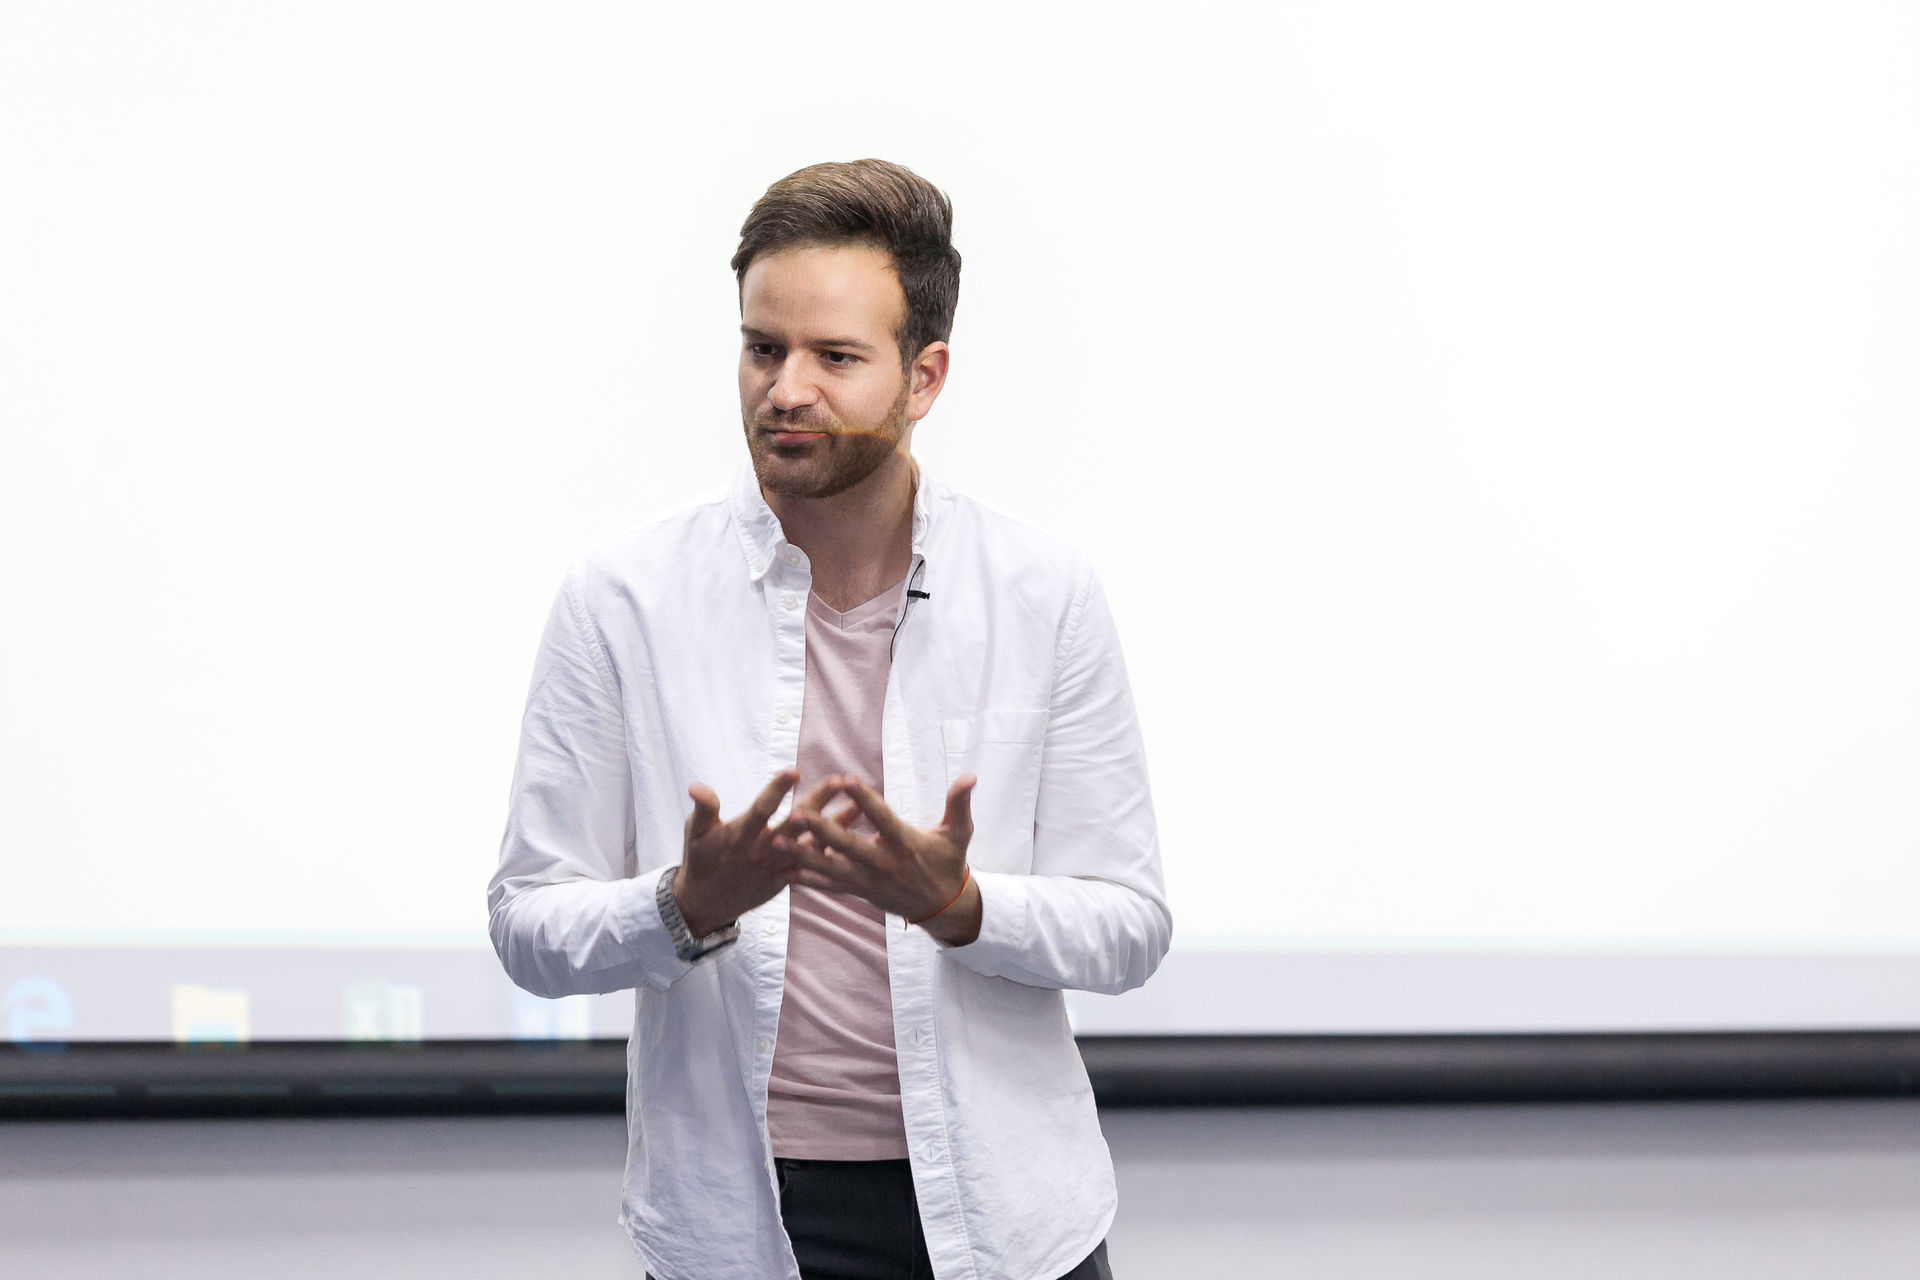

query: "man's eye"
xmin=748 ymin=343 xmax=777 ymax=359
xmin=823 ymin=351 xmax=856 ymax=366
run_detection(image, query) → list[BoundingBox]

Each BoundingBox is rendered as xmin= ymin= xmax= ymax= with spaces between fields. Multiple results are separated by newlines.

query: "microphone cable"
xmin=889 ymin=556 xmax=930 ymax=662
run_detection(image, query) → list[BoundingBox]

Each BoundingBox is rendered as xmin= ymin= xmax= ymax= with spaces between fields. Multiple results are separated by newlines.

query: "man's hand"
xmin=784 ymin=773 xmax=983 ymax=946
xmin=672 ymin=771 xmax=841 ymax=938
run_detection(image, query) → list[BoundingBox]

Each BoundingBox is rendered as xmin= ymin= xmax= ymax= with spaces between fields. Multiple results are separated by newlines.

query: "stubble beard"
xmin=744 ymin=374 xmax=912 ymax=500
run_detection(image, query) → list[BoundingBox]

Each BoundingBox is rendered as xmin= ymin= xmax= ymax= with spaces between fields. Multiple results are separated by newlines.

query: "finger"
xmin=940 ymin=773 xmax=977 ymax=838
xmin=783 ymin=839 xmax=864 ymax=892
xmin=772 ymin=829 xmax=825 ymax=865
xmin=686 ymin=783 xmax=723 ymax=841
xmin=822 ymin=797 xmax=862 ymax=829
xmin=742 ymin=769 xmax=801 ymax=830
xmin=792 ymin=772 xmax=848 ymax=816
xmin=838 ymin=775 xmax=911 ymax=843
xmin=795 ymin=805 xmax=887 ymax=869
xmin=777 ymin=774 xmax=849 ymax=837
xmin=784 ymin=865 xmax=856 ymax=896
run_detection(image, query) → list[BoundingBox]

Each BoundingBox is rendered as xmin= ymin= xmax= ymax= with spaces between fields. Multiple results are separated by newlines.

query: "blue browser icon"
xmin=4 ymin=976 xmax=75 ymax=1051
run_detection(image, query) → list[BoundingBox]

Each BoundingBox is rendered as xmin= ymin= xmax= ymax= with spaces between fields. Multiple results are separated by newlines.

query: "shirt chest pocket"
xmin=941 ymin=708 xmax=1049 ymax=875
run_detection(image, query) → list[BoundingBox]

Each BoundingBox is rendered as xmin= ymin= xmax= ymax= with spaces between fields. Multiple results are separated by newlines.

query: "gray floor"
xmin=3 ymin=1099 xmax=1917 ymax=1277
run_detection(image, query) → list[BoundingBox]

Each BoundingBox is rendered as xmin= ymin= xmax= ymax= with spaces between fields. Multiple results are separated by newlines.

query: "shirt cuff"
xmin=934 ymin=870 xmax=1029 ymax=973
xmin=614 ymin=862 xmax=698 ymax=988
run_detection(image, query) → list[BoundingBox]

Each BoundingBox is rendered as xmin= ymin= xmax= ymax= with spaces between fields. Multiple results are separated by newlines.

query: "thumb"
xmin=686 ymin=783 xmax=723 ymax=841
xmin=941 ymin=774 xmax=977 ymax=838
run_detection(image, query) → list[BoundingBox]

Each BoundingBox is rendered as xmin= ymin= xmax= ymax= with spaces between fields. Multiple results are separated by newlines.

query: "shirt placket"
xmin=752 ymin=540 xmax=809 ymax=1186
xmin=881 ymin=548 xmax=975 ymax=1273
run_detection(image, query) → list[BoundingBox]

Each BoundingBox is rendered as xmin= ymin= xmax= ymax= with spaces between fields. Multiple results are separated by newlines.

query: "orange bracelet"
xmin=910 ymin=865 xmax=973 ymax=925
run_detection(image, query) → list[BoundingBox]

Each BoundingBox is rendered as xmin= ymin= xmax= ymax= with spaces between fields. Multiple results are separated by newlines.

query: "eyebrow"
xmin=740 ymin=326 xmax=879 ymax=353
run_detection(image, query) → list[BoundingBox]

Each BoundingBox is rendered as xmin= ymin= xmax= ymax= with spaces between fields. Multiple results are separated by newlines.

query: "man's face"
xmin=739 ymin=242 xmax=916 ymax=500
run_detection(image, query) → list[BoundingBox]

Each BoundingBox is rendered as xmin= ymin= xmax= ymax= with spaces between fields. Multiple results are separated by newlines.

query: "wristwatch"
xmin=655 ymin=866 xmax=739 ymax=962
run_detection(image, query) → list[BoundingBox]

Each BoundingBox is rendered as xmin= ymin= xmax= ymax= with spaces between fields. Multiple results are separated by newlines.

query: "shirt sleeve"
xmin=486 ymin=561 xmax=696 ymax=996
xmin=938 ymin=558 xmax=1173 ymax=994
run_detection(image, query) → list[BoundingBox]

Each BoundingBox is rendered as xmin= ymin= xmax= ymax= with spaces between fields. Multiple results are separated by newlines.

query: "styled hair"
xmin=731 ymin=159 xmax=961 ymax=370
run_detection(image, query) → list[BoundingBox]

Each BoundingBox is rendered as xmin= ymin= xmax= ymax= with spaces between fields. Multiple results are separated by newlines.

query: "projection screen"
xmin=3 ymin=0 xmax=1916 ymax=1049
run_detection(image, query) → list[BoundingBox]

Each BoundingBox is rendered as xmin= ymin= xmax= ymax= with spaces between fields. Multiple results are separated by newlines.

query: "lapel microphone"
xmin=890 ymin=561 xmax=931 ymax=660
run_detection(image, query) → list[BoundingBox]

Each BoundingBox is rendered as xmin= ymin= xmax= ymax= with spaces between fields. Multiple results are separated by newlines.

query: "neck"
xmin=764 ymin=448 xmax=918 ymax=611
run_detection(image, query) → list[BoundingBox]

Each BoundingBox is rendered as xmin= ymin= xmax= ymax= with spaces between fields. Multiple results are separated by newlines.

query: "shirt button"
xmin=785 ymin=550 xmax=801 ymax=566
xmin=775 ymin=707 xmax=791 ymax=725
xmin=782 ymin=593 xmax=798 ymax=610
xmin=762 ymin=921 xmax=778 ymax=937
xmin=756 ymin=1038 xmax=771 ymax=1054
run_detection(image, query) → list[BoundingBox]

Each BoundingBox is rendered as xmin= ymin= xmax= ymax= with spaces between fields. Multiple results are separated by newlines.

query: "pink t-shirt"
xmin=766 ymin=575 xmax=910 ymax=1160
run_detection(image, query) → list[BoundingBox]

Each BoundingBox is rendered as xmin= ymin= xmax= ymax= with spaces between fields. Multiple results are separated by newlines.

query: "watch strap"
xmin=655 ymin=866 xmax=739 ymax=962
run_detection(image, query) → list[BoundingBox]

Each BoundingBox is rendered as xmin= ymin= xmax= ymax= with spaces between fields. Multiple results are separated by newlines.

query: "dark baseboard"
xmin=3 ymin=1031 xmax=1917 ymax=1120
xmin=1077 ymin=1031 xmax=1920 ymax=1106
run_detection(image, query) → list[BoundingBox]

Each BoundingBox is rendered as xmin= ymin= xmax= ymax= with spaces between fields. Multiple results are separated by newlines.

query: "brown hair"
xmin=732 ymin=159 xmax=962 ymax=370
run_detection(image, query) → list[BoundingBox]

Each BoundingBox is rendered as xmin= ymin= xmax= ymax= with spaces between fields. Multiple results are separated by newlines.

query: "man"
xmin=488 ymin=159 xmax=1170 ymax=1280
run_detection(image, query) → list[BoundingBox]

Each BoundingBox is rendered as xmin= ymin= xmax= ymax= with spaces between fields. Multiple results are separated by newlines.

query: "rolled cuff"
xmin=617 ymin=862 xmax=702 ymax=988
xmin=933 ymin=870 xmax=1029 ymax=970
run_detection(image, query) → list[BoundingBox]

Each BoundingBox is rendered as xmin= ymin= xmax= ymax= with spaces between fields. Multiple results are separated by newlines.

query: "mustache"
xmin=755 ymin=414 xmax=837 ymax=433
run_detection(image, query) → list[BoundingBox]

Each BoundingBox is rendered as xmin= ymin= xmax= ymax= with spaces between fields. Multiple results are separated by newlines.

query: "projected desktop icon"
xmin=5 ymin=976 xmax=75 ymax=1047
xmin=344 ymin=980 xmax=424 ymax=1041
xmin=511 ymin=988 xmax=594 ymax=1040
xmin=171 ymin=984 xmax=250 ymax=1044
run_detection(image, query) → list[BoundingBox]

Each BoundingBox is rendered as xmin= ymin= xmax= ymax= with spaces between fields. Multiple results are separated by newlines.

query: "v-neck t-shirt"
xmin=766 ymin=575 xmax=911 ymax=1160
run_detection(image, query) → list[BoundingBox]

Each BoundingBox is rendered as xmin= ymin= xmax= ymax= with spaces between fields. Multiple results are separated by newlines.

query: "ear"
xmin=906 ymin=341 xmax=950 ymax=423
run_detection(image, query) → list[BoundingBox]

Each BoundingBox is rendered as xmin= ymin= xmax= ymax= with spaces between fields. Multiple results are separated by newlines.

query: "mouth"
xmin=764 ymin=429 xmax=829 ymax=446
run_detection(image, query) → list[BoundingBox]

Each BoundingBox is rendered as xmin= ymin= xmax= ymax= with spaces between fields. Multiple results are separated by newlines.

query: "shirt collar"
xmin=728 ymin=454 xmax=931 ymax=585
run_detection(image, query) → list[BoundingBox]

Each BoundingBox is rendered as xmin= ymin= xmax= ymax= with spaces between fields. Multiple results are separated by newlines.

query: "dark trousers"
xmin=648 ymin=1157 xmax=1114 ymax=1280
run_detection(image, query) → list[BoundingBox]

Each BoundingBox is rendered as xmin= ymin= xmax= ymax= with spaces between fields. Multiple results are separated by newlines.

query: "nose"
xmin=767 ymin=354 xmax=818 ymax=414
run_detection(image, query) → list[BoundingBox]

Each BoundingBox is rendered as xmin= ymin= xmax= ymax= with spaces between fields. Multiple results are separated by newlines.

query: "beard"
xmin=743 ymin=374 xmax=912 ymax=500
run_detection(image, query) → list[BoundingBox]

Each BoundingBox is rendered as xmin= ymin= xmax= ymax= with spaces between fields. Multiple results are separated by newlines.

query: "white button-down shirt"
xmin=488 ymin=460 xmax=1171 ymax=1280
